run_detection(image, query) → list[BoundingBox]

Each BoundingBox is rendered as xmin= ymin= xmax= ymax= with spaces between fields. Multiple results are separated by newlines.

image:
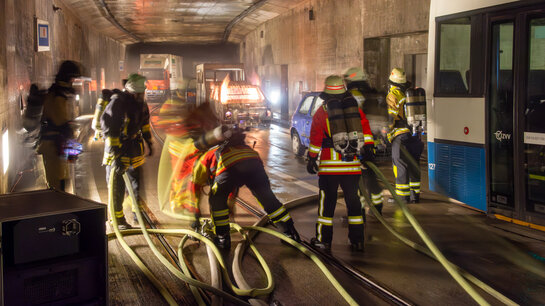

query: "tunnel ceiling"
xmin=60 ymin=0 xmax=306 ymax=44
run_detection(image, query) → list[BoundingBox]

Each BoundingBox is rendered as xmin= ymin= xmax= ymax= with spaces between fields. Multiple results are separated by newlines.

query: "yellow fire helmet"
xmin=324 ymin=75 xmax=346 ymax=94
xmin=343 ymin=67 xmax=369 ymax=83
xmin=389 ymin=68 xmax=407 ymax=84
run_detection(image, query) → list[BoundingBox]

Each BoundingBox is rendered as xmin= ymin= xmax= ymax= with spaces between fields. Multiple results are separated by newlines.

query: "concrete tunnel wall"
xmin=240 ymin=0 xmax=430 ymax=118
xmin=0 ymin=0 xmax=126 ymax=193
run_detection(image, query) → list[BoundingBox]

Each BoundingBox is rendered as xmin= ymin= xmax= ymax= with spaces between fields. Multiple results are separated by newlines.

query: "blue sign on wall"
xmin=36 ymin=19 xmax=50 ymax=52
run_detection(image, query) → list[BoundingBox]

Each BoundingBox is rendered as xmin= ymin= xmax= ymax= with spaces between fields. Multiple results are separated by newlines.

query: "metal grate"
xmin=24 ymin=269 xmax=78 ymax=304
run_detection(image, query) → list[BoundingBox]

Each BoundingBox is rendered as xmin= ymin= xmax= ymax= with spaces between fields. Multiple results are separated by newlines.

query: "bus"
xmin=426 ymin=0 xmax=545 ymax=226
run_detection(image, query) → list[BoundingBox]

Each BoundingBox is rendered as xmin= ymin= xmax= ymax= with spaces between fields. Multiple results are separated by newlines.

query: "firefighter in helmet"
xmin=101 ymin=73 xmax=153 ymax=230
xmin=386 ymin=68 xmax=424 ymax=203
xmin=307 ymin=75 xmax=375 ymax=253
xmin=344 ymin=67 xmax=384 ymax=213
xmin=37 ymin=60 xmax=82 ymax=191
xmin=192 ymin=127 xmax=300 ymax=250
xmin=343 ymin=67 xmax=377 ymax=109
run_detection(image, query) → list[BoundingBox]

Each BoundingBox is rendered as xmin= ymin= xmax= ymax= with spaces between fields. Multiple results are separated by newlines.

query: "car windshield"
xmin=311 ymin=96 xmax=323 ymax=116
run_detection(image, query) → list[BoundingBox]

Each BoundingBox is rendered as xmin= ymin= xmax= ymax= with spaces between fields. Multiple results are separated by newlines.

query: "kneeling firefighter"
xmin=344 ymin=67 xmax=384 ymax=213
xmin=307 ymin=75 xmax=375 ymax=253
xmin=386 ymin=68 xmax=424 ymax=203
xmin=101 ymin=74 xmax=153 ymax=230
xmin=192 ymin=129 xmax=300 ymax=250
xmin=37 ymin=60 xmax=82 ymax=191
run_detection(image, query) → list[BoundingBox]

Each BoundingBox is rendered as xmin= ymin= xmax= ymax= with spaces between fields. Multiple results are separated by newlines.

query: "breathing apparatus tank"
xmin=193 ymin=125 xmax=233 ymax=151
xmin=323 ymin=75 xmax=364 ymax=160
xmin=342 ymin=95 xmax=365 ymax=156
xmin=405 ymin=87 xmax=426 ymax=135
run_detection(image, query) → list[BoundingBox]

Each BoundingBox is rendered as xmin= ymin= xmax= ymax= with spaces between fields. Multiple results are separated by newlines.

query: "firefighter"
xmin=307 ymin=75 xmax=375 ymax=253
xmin=344 ymin=67 xmax=384 ymax=214
xmin=101 ymin=73 xmax=153 ymax=230
xmin=343 ymin=67 xmax=376 ymax=109
xmin=161 ymin=103 xmax=223 ymax=217
xmin=192 ymin=128 xmax=300 ymax=250
xmin=37 ymin=60 xmax=82 ymax=191
xmin=386 ymin=68 xmax=424 ymax=203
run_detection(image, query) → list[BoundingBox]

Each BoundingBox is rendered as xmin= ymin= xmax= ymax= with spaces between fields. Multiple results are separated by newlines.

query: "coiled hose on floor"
xmin=107 ymin=170 xmax=358 ymax=305
xmin=108 ymin=157 xmax=515 ymax=305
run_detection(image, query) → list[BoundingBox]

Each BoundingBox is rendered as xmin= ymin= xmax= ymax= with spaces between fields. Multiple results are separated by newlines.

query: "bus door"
xmin=488 ymin=10 xmax=545 ymax=217
xmin=523 ymin=16 xmax=545 ymax=216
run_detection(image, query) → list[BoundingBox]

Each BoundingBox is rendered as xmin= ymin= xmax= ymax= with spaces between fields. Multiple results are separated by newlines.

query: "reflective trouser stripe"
xmin=319 ymin=190 xmax=325 ymax=216
xmin=348 ymin=216 xmax=364 ymax=225
xmin=371 ymin=193 xmax=383 ymax=205
xmin=317 ymin=217 xmax=333 ymax=225
xmin=277 ymin=214 xmax=292 ymax=223
xmin=396 ymin=183 xmax=410 ymax=196
xmin=410 ymin=182 xmax=421 ymax=194
xmin=317 ymin=216 xmax=332 ymax=242
xmin=114 ymin=210 xmax=124 ymax=218
xmin=212 ymin=209 xmax=229 ymax=218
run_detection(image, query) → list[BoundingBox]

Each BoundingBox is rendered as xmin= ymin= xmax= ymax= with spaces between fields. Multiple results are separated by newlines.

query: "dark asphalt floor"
xmin=12 ymin=111 xmax=545 ymax=305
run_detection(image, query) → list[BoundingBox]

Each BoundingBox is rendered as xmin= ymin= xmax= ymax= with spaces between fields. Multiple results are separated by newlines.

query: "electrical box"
xmin=0 ymin=190 xmax=107 ymax=305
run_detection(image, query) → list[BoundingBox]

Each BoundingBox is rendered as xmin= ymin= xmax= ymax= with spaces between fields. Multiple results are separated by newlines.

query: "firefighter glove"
xmin=361 ymin=144 xmax=375 ymax=163
xmin=306 ymin=155 xmax=319 ymax=174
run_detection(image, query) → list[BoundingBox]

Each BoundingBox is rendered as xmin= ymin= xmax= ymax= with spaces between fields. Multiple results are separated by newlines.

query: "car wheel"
xmin=291 ymin=131 xmax=305 ymax=156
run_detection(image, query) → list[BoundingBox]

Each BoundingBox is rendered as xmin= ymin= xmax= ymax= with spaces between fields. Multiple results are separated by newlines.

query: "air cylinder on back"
xmin=405 ymin=87 xmax=426 ymax=135
xmin=194 ymin=125 xmax=233 ymax=151
xmin=326 ymin=98 xmax=349 ymax=154
xmin=342 ymin=95 xmax=364 ymax=155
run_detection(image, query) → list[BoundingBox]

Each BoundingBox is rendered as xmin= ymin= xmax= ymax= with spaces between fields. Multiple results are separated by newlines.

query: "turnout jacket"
xmin=308 ymin=98 xmax=374 ymax=175
xmin=192 ymin=144 xmax=260 ymax=202
xmin=101 ymin=92 xmax=151 ymax=167
xmin=386 ymin=86 xmax=411 ymax=142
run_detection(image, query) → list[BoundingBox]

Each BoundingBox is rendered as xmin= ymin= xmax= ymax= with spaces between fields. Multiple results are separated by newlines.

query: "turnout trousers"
xmin=362 ymin=168 xmax=383 ymax=210
xmin=209 ymin=159 xmax=293 ymax=235
xmin=106 ymin=165 xmax=143 ymax=221
xmin=316 ymin=174 xmax=364 ymax=245
xmin=391 ymin=133 xmax=424 ymax=202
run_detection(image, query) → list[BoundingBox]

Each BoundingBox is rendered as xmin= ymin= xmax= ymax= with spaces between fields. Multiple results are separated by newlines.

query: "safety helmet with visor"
xmin=323 ymin=75 xmax=346 ymax=94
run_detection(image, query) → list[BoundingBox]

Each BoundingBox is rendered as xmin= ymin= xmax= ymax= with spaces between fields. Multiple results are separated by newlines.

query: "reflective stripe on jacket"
xmin=386 ymin=86 xmax=410 ymax=142
xmin=192 ymin=144 xmax=261 ymax=203
xmin=308 ymin=105 xmax=374 ymax=175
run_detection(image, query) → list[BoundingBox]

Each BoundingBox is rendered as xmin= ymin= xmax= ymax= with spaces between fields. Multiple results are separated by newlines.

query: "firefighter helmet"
xmin=55 ymin=60 xmax=82 ymax=82
xmin=389 ymin=68 xmax=407 ymax=84
xmin=125 ymin=73 xmax=147 ymax=94
xmin=343 ymin=67 xmax=368 ymax=83
xmin=324 ymin=75 xmax=346 ymax=94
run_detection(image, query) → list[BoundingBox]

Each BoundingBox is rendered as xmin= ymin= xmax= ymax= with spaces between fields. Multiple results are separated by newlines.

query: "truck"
xmin=139 ymin=54 xmax=183 ymax=102
xmin=196 ymin=63 xmax=271 ymax=127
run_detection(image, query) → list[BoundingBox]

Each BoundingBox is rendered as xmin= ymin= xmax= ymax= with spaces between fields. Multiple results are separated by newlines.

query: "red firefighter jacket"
xmin=308 ymin=105 xmax=374 ymax=175
xmin=192 ymin=144 xmax=261 ymax=202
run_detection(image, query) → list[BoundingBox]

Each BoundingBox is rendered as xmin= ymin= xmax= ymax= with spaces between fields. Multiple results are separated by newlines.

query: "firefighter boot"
xmin=116 ymin=218 xmax=133 ymax=231
xmin=310 ymin=237 xmax=332 ymax=254
xmin=350 ymin=241 xmax=365 ymax=252
xmin=214 ymin=233 xmax=231 ymax=250
xmin=410 ymin=191 xmax=420 ymax=204
xmin=276 ymin=220 xmax=301 ymax=242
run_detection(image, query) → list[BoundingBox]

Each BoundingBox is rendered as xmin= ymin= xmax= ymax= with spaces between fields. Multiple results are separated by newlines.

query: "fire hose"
xmin=106 ymin=145 xmax=517 ymax=305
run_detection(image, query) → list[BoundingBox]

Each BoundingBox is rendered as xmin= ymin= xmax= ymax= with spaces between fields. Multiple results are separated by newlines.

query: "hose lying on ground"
xmin=107 ymin=171 xmax=359 ymax=305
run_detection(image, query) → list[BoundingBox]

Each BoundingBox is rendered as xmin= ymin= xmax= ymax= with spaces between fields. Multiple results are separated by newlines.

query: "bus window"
xmin=437 ymin=17 xmax=471 ymax=95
